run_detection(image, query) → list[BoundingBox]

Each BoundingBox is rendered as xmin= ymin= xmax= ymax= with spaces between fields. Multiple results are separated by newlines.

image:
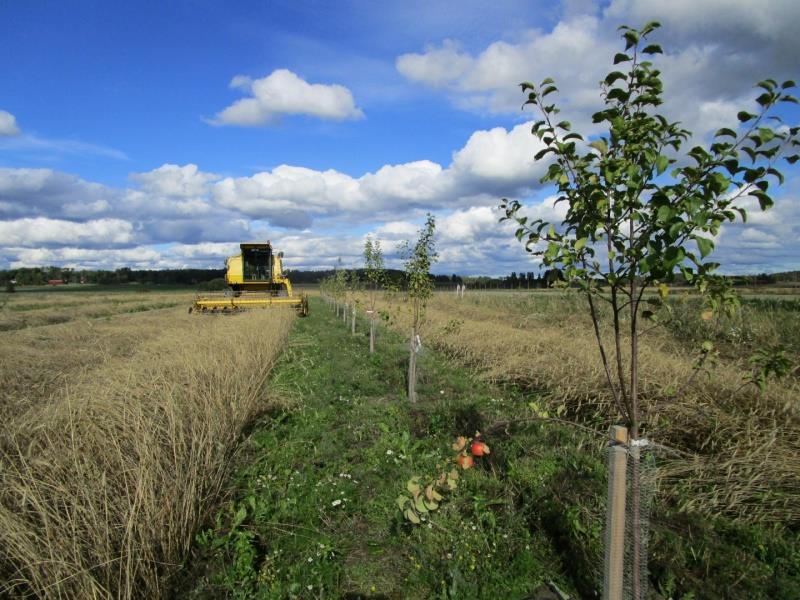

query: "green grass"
xmin=178 ymin=298 xmax=800 ymax=599
xmin=179 ymin=299 xmax=597 ymax=599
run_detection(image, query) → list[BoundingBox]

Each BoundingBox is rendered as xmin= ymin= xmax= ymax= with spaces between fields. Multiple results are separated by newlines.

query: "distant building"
xmin=47 ymin=279 xmax=66 ymax=286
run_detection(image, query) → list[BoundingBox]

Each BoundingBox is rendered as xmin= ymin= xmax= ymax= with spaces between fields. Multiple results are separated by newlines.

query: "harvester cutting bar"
xmin=190 ymin=291 xmax=308 ymax=316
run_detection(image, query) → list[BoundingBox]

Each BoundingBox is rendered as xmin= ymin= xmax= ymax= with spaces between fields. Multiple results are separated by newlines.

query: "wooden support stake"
xmin=407 ymin=328 xmax=417 ymax=403
xmin=351 ymin=304 xmax=356 ymax=335
xmin=603 ymin=425 xmax=628 ymax=600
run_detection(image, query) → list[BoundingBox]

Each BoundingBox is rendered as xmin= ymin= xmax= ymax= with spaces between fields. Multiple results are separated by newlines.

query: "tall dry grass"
xmin=0 ymin=306 xmax=294 ymax=598
xmin=373 ymin=290 xmax=800 ymax=525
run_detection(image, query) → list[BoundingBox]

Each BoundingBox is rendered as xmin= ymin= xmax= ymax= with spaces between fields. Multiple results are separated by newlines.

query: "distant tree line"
xmin=2 ymin=265 xmax=797 ymax=290
xmin=1 ymin=266 xmax=225 ymax=287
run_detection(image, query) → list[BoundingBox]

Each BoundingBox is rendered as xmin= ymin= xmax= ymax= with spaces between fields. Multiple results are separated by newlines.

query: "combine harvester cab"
xmin=191 ymin=242 xmax=309 ymax=316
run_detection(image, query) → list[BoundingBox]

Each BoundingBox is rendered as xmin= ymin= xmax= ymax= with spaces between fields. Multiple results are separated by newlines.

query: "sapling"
xmin=363 ymin=236 xmax=387 ymax=353
xmin=401 ymin=214 xmax=437 ymax=403
xmin=502 ymin=22 xmax=798 ymax=597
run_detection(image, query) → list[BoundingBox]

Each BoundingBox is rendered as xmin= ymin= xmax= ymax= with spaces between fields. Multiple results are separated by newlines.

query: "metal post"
xmin=603 ymin=425 xmax=628 ymax=600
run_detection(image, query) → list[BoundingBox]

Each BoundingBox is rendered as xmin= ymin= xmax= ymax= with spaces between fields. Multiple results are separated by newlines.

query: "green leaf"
xmin=758 ymin=127 xmax=775 ymax=143
xmin=233 ymin=506 xmax=247 ymax=528
xmin=424 ymin=500 xmax=439 ymax=511
xmin=756 ymin=92 xmax=774 ymax=107
xmin=737 ymin=111 xmax=756 ymax=123
xmin=588 ymin=139 xmax=608 ymax=155
xmin=656 ymin=205 xmax=672 ymax=222
xmin=396 ymin=495 xmax=409 ymax=510
xmin=404 ymin=508 xmax=420 ymax=524
xmin=642 ymin=43 xmax=663 ymax=54
xmin=531 ymin=120 xmax=546 ymax=134
xmin=767 ymin=167 xmax=785 ymax=185
xmin=414 ymin=495 xmax=429 ymax=513
xmin=607 ymin=87 xmax=629 ymax=102
xmin=623 ymin=31 xmax=639 ymax=50
xmin=574 ymin=237 xmax=588 ymax=251
xmin=694 ymin=236 xmax=714 ymax=259
xmin=723 ymin=159 xmax=739 ymax=175
xmin=715 ymin=127 xmax=737 ymax=138
xmin=604 ymin=71 xmax=627 ymax=85
xmin=655 ymin=155 xmax=669 ymax=175
xmin=753 ymin=191 xmax=774 ymax=210
xmin=613 ymin=52 xmax=631 ymax=64
xmin=641 ymin=21 xmax=661 ymax=35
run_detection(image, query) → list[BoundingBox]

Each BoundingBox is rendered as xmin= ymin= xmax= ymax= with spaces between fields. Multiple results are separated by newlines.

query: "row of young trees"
xmin=274 ymin=21 xmax=795 ymax=600
xmin=320 ymin=215 xmax=439 ymax=402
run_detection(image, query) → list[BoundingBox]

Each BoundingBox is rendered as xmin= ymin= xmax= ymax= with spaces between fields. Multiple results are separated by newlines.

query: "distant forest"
xmin=2 ymin=265 xmax=799 ymax=290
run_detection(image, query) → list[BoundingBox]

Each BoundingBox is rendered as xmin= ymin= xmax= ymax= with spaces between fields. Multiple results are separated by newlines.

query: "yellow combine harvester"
xmin=190 ymin=242 xmax=309 ymax=316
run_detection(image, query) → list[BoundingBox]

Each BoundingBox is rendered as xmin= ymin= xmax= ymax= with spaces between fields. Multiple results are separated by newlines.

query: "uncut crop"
xmin=372 ymin=290 xmax=800 ymax=525
xmin=0 ymin=290 xmax=188 ymax=331
xmin=0 ymin=302 xmax=294 ymax=598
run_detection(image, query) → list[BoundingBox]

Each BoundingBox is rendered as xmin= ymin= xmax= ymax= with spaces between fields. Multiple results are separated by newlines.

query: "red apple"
xmin=471 ymin=441 xmax=490 ymax=456
xmin=457 ymin=454 xmax=474 ymax=469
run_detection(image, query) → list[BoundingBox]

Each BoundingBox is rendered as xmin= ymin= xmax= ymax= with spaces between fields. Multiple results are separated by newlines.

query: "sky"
xmin=1 ymin=0 xmax=798 ymax=276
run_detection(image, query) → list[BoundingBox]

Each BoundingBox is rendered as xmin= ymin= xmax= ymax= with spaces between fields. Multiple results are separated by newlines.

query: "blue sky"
xmin=1 ymin=0 xmax=798 ymax=275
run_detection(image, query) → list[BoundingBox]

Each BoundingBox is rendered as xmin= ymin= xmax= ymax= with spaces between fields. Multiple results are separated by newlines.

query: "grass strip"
xmin=181 ymin=297 xmax=800 ymax=600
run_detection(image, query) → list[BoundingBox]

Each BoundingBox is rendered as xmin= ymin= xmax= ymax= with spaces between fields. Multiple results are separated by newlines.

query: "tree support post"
xmin=408 ymin=328 xmax=418 ymax=403
xmin=603 ymin=425 xmax=628 ymax=600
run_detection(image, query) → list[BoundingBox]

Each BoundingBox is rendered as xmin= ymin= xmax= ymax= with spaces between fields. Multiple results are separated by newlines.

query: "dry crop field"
xmin=0 ymin=288 xmax=294 ymax=598
xmin=375 ymin=288 xmax=800 ymax=524
xmin=0 ymin=287 xmax=190 ymax=332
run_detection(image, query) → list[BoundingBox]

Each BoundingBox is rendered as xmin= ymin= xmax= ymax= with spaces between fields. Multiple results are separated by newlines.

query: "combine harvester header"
xmin=190 ymin=242 xmax=308 ymax=316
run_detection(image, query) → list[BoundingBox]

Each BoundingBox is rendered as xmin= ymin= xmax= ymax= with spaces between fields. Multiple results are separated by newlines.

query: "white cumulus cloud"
xmin=395 ymin=4 xmax=800 ymax=140
xmin=210 ymin=120 xmax=547 ymax=227
xmin=396 ymin=39 xmax=474 ymax=88
xmin=130 ymin=163 xmax=219 ymax=198
xmin=0 ymin=217 xmax=134 ymax=247
xmin=0 ymin=110 xmax=21 ymax=137
xmin=211 ymin=69 xmax=364 ymax=126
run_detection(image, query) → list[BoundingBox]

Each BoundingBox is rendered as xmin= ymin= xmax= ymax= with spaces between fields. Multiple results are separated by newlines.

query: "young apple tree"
xmin=364 ymin=236 xmax=386 ymax=354
xmin=402 ymin=214 xmax=437 ymax=403
xmin=501 ymin=21 xmax=798 ymax=597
